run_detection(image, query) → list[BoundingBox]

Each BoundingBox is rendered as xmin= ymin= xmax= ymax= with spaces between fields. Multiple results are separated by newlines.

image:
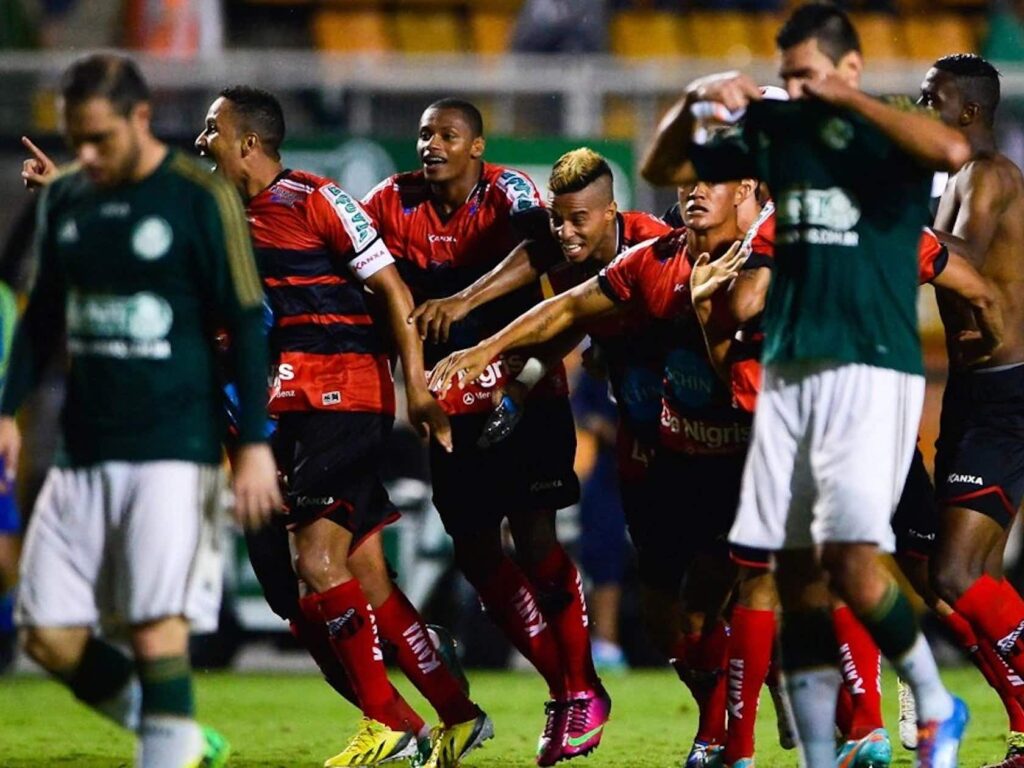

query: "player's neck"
xmin=128 ymin=137 xmax=168 ymax=184
xmin=966 ymin=127 xmax=997 ymax=158
xmin=244 ymin=159 xmax=284 ymax=200
xmin=429 ymin=162 xmax=483 ymax=215
xmin=687 ymin=225 xmax=738 ymax=257
xmin=594 ymin=219 xmax=619 ymax=264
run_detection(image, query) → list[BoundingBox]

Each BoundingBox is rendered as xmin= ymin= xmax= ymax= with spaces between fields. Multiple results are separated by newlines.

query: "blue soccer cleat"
xmin=836 ymin=728 xmax=892 ymax=767
xmin=916 ymin=696 xmax=969 ymax=768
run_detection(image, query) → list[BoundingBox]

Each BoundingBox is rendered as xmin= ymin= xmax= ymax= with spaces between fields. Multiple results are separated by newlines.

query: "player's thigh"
xmin=730 ymin=364 xmax=814 ymax=552
xmin=118 ymin=461 xmax=224 ymax=633
xmin=810 ymin=365 xmax=923 ymax=551
xmin=16 ymin=466 xmax=107 ymax=629
xmin=892 ymin=446 xmax=938 ymax=561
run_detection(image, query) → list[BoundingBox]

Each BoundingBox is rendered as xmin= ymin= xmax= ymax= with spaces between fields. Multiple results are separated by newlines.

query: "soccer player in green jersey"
xmin=0 ymin=54 xmax=280 ymax=768
xmin=641 ymin=4 xmax=973 ymax=767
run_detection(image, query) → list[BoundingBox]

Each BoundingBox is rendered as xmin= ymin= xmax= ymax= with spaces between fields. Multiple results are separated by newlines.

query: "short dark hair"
xmin=425 ymin=98 xmax=484 ymax=137
xmin=776 ymin=3 xmax=861 ymax=64
xmin=218 ymin=85 xmax=286 ymax=159
xmin=60 ymin=53 xmax=150 ymax=117
xmin=933 ymin=53 xmax=1001 ymax=126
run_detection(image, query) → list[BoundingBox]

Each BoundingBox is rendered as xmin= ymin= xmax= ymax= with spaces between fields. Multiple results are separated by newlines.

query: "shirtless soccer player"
xmin=361 ymin=100 xmax=608 ymax=766
xmin=917 ymin=54 xmax=1024 ymax=768
xmin=640 ymin=4 xmax=972 ymax=766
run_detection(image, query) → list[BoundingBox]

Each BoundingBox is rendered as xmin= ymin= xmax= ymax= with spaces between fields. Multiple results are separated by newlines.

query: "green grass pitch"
xmin=0 ymin=667 xmax=1009 ymax=766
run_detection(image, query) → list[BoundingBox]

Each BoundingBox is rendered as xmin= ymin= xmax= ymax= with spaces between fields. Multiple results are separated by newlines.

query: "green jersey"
xmin=1 ymin=150 xmax=268 ymax=466
xmin=695 ymin=99 xmax=932 ymax=375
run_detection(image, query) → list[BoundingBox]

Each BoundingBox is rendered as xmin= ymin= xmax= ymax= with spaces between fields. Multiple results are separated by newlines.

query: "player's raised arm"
xmin=805 ymin=79 xmax=970 ymax=172
xmin=190 ymin=165 xmax=280 ymax=528
xmin=409 ymin=239 xmax=541 ymax=343
xmin=429 ymin=277 xmax=616 ymax=395
xmin=641 ymin=72 xmax=762 ymax=187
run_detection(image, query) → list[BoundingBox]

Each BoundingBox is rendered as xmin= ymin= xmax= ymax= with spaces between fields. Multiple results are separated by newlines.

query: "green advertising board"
xmin=282 ymin=136 xmax=635 ymax=208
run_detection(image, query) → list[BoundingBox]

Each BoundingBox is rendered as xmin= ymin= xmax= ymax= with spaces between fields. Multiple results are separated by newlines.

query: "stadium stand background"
xmin=3 ymin=0 xmax=1024 ymax=666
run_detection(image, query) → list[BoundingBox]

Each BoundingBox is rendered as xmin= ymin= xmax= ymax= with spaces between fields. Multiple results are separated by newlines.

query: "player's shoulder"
xmin=487 ymin=163 xmax=543 ymax=213
xmin=621 ymin=210 xmax=673 ymax=245
xmin=363 ymin=170 xmax=429 ymax=209
xmin=957 ymin=153 xmax=1024 ymax=200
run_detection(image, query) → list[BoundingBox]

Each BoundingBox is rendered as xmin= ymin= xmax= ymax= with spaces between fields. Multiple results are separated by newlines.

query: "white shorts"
xmin=17 ymin=461 xmax=225 ymax=633
xmin=730 ymin=361 xmax=924 ymax=553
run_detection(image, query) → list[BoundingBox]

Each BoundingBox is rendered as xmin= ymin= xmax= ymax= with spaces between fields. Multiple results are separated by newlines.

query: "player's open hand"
xmin=230 ymin=443 xmax=283 ymax=530
xmin=408 ymin=390 xmax=453 ymax=453
xmin=21 ymin=137 xmax=58 ymax=191
xmin=690 ymin=240 xmax=748 ymax=306
xmin=409 ymin=296 xmax=470 ymax=344
xmin=952 ymin=328 xmax=999 ymax=368
xmin=801 ymin=73 xmax=858 ymax=108
xmin=429 ymin=345 xmax=492 ymax=396
xmin=686 ymin=72 xmax=762 ymax=113
xmin=0 ymin=417 xmax=21 ymax=484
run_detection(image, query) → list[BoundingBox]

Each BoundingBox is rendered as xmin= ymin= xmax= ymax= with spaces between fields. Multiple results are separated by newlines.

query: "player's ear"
xmin=962 ymin=102 xmax=980 ymax=127
xmin=241 ymin=132 xmax=259 ymax=158
xmin=470 ymin=135 xmax=485 ymax=160
xmin=736 ymin=178 xmax=756 ymax=205
xmin=837 ymin=50 xmax=863 ymax=89
xmin=129 ymin=102 xmax=152 ymax=131
xmin=606 ymin=200 xmax=618 ymax=221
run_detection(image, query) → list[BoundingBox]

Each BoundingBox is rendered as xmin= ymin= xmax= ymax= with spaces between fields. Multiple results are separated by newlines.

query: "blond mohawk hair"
xmin=549 ymin=147 xmax=613 ymax=195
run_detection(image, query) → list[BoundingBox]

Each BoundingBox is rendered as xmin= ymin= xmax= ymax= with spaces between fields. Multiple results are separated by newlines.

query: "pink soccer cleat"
xmin=559 ymin=686 xmax=612 ymax=761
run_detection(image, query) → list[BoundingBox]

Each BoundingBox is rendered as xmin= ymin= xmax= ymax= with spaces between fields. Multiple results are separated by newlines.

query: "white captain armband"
xmin=515 ymin=357 xmax=547 ymax=390
xmin=350 ymin=238 xmax=395 ymax=282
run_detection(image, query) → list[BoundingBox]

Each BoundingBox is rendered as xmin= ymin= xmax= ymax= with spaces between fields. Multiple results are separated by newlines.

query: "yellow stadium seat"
xmin=904 ymin=14 xmax=977 ymax=61
xmin=683 ymin=11 xmax=757 ymax=62
xmin=610 ymin=11 xmax=683 ymax=58
xmin=849 ymin=13 xmax=903 ymax=61
xmin=603 ymin=96 xmax=636 ymax=140
xmin=749 ymin=13 xmax=783 ymax=58
xmin=470 ymin=10 xmax=514 ymax=53
xmin=393 ymin=10 xmax=466 ymax=53
xmin=312 ymin=9 xmax=392 ymax=53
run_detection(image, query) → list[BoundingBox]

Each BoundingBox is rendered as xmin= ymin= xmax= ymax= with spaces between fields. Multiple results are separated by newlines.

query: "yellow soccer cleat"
xmin=324 ymin=717 xmax=419 ymax=767
xmin=423 ymin=712 xmax=495 ymax=768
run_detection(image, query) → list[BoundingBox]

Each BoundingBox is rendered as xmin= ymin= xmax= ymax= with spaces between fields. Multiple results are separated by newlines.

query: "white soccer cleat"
xmin=898 ymin=676 xmax=918 ymax=750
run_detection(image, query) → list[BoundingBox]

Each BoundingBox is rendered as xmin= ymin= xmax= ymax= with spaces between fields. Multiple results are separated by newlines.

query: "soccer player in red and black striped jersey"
xmin=196 ymin=87 xmax=490 ymax=767
xmin=362 ymin=100 xmax=607 ymax=766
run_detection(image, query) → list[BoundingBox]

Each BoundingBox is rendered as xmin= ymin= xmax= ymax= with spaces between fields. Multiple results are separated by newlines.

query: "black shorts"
xmin=273 ymin=411 xmax=399 ymax=543
xmin=430 ymin=396 xmax=579 ymax=538
xmin=630 ymin=449 xmax=745 ymax=592
xmin=935 ymin=365 xmax=1024 ymax=528
xmin=892 ymin=446 xmax=937 ymax=559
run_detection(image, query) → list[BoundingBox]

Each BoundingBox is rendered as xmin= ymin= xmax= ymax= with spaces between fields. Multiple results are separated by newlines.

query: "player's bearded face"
xmin=548 ymin=186 xmax=616 ymax=264
xmin=417 ymin=108 xmax=482 ymax=183
xmin=681 ymin=181 xmax=735 ymax=232
xmin=64 ymin=97 xmax=144 ymax=188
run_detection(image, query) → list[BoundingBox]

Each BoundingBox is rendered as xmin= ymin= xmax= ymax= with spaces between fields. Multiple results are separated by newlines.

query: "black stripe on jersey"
xmin=170 ymin=154 xmax=263 ymax=308
xmin=275 ymin=324 xmax=387 ymax=356
xmin=257 ymin=247 xmax=347 ymax=280
xmin=265 ymin=283 xmax=371 ymax=320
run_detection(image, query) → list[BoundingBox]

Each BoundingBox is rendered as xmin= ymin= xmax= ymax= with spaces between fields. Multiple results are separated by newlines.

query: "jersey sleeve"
xmin=310 ymin=182 xmax=394 ymax=282
xmin=0 ymin=184 xmax=66 ymax=416
xmin=598 ymin=241 xmax=649 ymax=304
xmin=917 ymin=227 xmax=949 ymax=284
xmin=191 ymin=173 xmax=269 ymax=445
xmin=496 ymin=168 xmax=549 ymax=240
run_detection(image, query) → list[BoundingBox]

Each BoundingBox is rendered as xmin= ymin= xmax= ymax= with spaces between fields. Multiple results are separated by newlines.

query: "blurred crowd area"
xmin=2 ymin=0 xmax=1024 ymax=60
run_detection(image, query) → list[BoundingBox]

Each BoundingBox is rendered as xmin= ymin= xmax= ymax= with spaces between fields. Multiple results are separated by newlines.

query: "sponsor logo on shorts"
xmin=997 ymin=619 xmax=1024 ymax=657
xmin=295 ymin=495 xmax=336 ymax=508
xmin=530 ymin=479 xmax=565 ymax=492
xmin=326 ymin=607 xmax=365 ymax=640
xmin=322 ymin=391 xmax=341 ymax=406
xmin=947 ymin=473 xmax=984 ymax=485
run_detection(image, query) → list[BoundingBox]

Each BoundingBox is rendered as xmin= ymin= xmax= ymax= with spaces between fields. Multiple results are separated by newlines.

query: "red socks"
xmin=832 ymin=606 xmax=883 ymax=739
xmin=299 ymin=580 xmax=418 ymax=733
xmin=724 ymin=607 xmax=775 ymax=763
xmin=526 ymin=545 xmax=600 ymax=693
xmin=954 ymin=575 xmax=1024 ymax=673
xmin=942 ymin=609 xmax=1024 ymax=731
xmin=476 ymin=555 xmax=565 ymax=697
xmin=374 ymin=589 xmax=479 ymax=725
xmin=672 ymin=621 xmax=729 ymax=745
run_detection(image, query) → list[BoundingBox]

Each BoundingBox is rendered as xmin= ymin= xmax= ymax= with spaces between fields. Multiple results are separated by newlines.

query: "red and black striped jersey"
xmin=250 ymin=170 xmax=396 ymax=416
xmin=362 ymin=162 xmax=570 ymax=415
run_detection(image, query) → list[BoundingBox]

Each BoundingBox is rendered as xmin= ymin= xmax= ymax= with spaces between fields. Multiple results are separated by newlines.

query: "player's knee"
xmin=131 ymin=616 xmax=189 ymax=659
xmin=20 ymin=626 xmax=87 ymax=673
xmin=451 ymin=533 xmax=501 ymax=584
xmin=292 ymin=545 xmax=352 ymax=593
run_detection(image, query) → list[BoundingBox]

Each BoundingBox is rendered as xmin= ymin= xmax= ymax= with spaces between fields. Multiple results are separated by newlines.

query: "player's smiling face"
xmin=548 ymin=182 xmax=616 ymax=264
xmin=195 ymin=97 xmax=244 ymax=187
xmin=63 ymin=97 xmax=144 ymax=187
xmin=417 ymin=108 xmax=484 ymax=183
xmin=681 ymin=181 xmax=736 ymax=232
xmin=918 ymin=68 xmax=964 ymax=128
